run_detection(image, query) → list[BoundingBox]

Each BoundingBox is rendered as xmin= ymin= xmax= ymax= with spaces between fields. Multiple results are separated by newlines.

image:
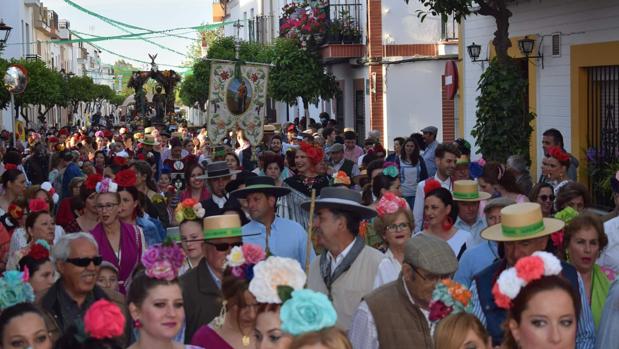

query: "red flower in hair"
xmin=423 ymin=178 xmax=442 ymax=195
xmin=85 ymin=173 xmax=103 ymax=190
xmin=84 ymin=300 xmax=126 ymax=339
xmin=547 ymin=146 xmax=570 ymax=165
xmin=4 ymin=163 xmax=17 ymax=171
xmin=47 ymin=136 xmax=59 ymax=143
xmin=115 ymin=169 xmax=137 ymax=187
xmin=299 ymin=142 xmax=324 ymax=165
xmin=112 ymin=156 xmax=127 ymax=167
xmin=8 ymin=203 xmax=24 ymax=220
xmin=28 ymin=198 xmax=49 ymax=213
xmin=28 ymin=243 xmax=49 ymax=260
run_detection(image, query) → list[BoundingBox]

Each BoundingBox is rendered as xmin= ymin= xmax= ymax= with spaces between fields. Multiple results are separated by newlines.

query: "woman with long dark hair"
xmin=397 ymin=137 xmax=428 ymax=209
xmin=0 ymin=169 xmax=26 ymax=214
xmin=131 ymin=160 xmax=170 ymax=227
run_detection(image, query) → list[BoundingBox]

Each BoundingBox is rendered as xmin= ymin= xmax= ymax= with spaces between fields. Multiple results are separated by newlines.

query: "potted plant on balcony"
xmin=327 ymin=18 xmax=343 ymax=43
xmin=338 ymin=9 xmax=358 ymax=44
xmin=280 ymin=1 xmax=328 ymax=50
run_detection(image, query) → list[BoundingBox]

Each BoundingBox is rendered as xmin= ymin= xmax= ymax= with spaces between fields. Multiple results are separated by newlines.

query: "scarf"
xmin=319 ymin=236 xmax=365 ymax=299
xmin=591 ymin=264 xmax=612 ymax=329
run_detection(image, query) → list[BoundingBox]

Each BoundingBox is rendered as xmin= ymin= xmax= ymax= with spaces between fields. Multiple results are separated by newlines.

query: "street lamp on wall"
xmin=518 ymin=35 xmax=544 ymax=68
xmin=467 ymin=42 xmax=488 ymax=66
xmin=0 ymin=19 xmax=13 ymax=53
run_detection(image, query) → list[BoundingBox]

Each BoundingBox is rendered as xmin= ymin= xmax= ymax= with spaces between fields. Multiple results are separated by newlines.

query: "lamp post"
xmin=467 ymin=42 xmax=488 ymax=66
xmin=0 ymin=19 xmax=13 ymax=54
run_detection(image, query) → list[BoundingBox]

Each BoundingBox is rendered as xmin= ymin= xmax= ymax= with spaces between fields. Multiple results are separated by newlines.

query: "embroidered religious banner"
xmin=207 ymin=62 xmax=270 ymax=146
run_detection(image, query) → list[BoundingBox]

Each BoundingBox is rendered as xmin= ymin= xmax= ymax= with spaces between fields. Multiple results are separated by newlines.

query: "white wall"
xmin=383 ymin=60 xmax=443 ymax=150
xmin=381 ymin=0 xmax=442 ymax=44
xmin=461 ymin=0 xmax=619 ymax=165
xmin=0 ymin=0 xmax=35 ymax=60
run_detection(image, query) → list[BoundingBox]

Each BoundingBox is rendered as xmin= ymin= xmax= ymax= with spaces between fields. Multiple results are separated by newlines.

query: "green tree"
xmin=0 ymin=58 xmax=9 ymax=110
xmin=14 ymin=59 xmax=67 ymax=123
xmin=66 ymin=75 xmax=95 ymax=112
xmin=269 ymin=38 xmax=338 ymax=127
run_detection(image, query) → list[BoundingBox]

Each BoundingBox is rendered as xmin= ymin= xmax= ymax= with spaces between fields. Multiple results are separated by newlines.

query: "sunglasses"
xmin=66 ymin=256 xmax=103 ymax=267
xmin=539 ymin=194 xmax=556 ymax=202
xmin=206 ymin=241 xmax=243 ymax=252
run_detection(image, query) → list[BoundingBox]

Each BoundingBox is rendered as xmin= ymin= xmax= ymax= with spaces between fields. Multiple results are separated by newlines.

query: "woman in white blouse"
xmin=372 ymin=192 xmax=413 ymax=288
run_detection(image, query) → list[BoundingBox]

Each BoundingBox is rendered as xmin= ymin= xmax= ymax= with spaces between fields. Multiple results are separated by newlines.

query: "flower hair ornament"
xmin=82 ymin=299 xmax=126 ymax=340
xmin=28 ymin=198 xmax=49 ymax=213
xmin=423 ymin=178 xmax=442 ymax=195
xmin=547 ymin=146 xmax=570 ymax=165
xmin=4 ymin=163 xmax=17 ymax=171
xmin=492 ymin=251 xmax=562 ymax=309
xmin=174 ymin=198 xmax=205 ymax=223
xmin=299 ymin=141 xmax=324 ymax=165
xmin=96 ymin=178 xmax=118 ymax=193
xmin=428 ymin=279 xmax=473 ymax=322
xmin=280 ymin=289 xmax=337 ymax=336
xmin=141 ymin=240 xmax=186 ymax=281
xmin=249 ymin=256 xmax=307 ymax=304
xmin=40 ymin=182 xmax=59 ymax=204
xmin=225 ymin=243 xmax=266 ymax=281
xmin=382 ymin=165 xmax=399 ymax=178
xmin=114 ymin=168 xmax=137 ymax=188
xmin=26 ymin=240 xmax=50 ymax=260
xmin=0 ymin=270 xmax=35 ymax=310
xmin=84 ymin=173 xmax=103 ymax=190
xmin=375 ymin=192 xmax=408 ymax=217
xmin=2 ymin=202 xmax=25 ymax=229
xmin=332 ymin=171 xmax=351 ymax=186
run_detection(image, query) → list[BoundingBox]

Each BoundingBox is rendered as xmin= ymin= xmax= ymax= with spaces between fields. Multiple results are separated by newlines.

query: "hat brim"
xmin=196 ymin=170 xmax=241 ymax=180
xmin=139 ymin=140 xmax=160 ymax=146
xmin=453 ymin=191 xmax=492 ymax=202
xmin=301 ymin=198 xmax=377 ymax=219
xmin=231 ymin=185 xmax=291 ymax=198
xmin=481 ymin=217 xmax=565 ymax=242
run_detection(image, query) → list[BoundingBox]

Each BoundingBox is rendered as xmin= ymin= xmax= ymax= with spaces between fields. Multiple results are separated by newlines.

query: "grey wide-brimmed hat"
xmin=301 ymin=187 xmax=376 ymax=219
xmin=230 ymin=176 xmax=291 ymax=198
xmin=196 ymin=161 xmax=241 ymax=180
xmin=404 ymin=234 xmax=458 ymax=275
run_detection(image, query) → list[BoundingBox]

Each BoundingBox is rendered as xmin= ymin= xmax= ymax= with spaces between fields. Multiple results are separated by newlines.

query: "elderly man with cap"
xmin=306 ymin=187 xmax=384 ymax=330
xmin=454 ymin=197 xmax=515 ymax=287
xmin=180 ymin=214 xmax=252 ymax=342
xmin=197 ymin=161 xmax=241 ymax=216
xmin=231 ymin=176 xmax=314 ymax=267
xmin=327 ymin=143 xmax=360 ymax=178
xmin=349 ymin=234 xmax=458 ymax=349
xmin=469 ymin=202 xmax=595 ymax=348
xmin=452 ymin=180 xmax=492 ymax=247
xmin=420 ymin=126 xmax=439 ymax=177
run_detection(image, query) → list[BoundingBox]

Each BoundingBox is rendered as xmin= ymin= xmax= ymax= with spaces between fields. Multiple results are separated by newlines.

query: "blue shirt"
xmin=422 ymin=141 xmax=438 ymax=177
xmin=61 ymin=162 xmax=82 ymax=199
xmin=454 ymin=216 xmax=488 ymax=248
xmin=453 ymin=241 xmax=498 ymax=287
xmin=242 ymin=217 xmax=315 ymax=268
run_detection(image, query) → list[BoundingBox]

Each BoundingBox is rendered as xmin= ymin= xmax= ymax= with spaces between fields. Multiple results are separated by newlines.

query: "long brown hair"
xmin=434 ymin=313 xmax=488 ymax=349
xmin=289 ymin=327 xmax=352 ymax=349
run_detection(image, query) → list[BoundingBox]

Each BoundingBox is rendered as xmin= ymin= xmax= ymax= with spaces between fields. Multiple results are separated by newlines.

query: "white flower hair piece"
xmin=249 ymin=256 xmax=307 ymax=304
xmin=225 ymin=246 xmax=246 ymax=268
xmin=533 ymin=251 xmax=562 ymax=276
xmin=95 ymin=178 xmax=118 ymax=193
xmin=40 ymin=182 xmax=59 ymax=204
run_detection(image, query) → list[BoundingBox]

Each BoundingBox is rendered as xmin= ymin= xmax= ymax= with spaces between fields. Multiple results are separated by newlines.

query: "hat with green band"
xmin=452 ymin=180 xmax=491 ymax=202
xmin=481 ymin=202 xmax=565 ymax=242
xmin=203 ymin=214 xmax=249 ymax=240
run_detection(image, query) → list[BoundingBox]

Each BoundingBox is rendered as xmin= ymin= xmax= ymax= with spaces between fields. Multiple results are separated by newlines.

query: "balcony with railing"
xmin=320 ymin=2 xmax=364 ymax=60
xmin=248 ymin=16 xmax=275 ymax=44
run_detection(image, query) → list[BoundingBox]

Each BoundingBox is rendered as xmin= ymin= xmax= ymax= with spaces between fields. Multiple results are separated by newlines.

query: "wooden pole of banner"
xmin=305 ymin=189 xmax=317 ymax=274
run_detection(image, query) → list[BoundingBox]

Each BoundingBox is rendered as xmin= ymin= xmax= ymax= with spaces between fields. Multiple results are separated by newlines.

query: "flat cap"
xmin=421 ymin=126 xmax=438 ymax=134
xmin=327 ymin=143 xmax=344 ymax=153
xmin=404 ymin=234 xmax=457 ymax=275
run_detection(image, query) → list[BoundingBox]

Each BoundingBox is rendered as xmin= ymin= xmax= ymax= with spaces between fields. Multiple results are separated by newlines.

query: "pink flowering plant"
xmin=280 ymin=1 xmax=328 ymax=49
xmin=225 ymin=243 xmax=266 ymax=281
xmin=141 ymin=241 xmax=186 ymax=281
xmin=492 ymin=251 xmax=562 ymax=309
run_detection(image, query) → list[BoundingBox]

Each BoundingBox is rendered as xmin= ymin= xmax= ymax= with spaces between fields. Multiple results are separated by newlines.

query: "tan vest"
xmin=307 ymin=245 xmax=384 ymax=330
xmin=364 ymin=277 xmax=433 ymax=349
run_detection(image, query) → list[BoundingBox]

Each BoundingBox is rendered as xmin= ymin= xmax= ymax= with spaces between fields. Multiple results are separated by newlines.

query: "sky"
xmin=43 ymin=0 xmax=214 ymax=70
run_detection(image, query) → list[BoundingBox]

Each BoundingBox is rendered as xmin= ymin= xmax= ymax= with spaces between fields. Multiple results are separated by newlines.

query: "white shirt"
xmin=327 ymin=239 xmax=356 ymax=274
xmin=211 ymin=194 xmax=227 ymax=209
xmin=599 ymin=216 xmax=619 ymax=274
xmin=349 ymin=278 xmax=431 ymax=349
xmin=372 ymin=249 xmax=402 ymax=289
xmin=413 ymin=175 xmax=453 ymax=232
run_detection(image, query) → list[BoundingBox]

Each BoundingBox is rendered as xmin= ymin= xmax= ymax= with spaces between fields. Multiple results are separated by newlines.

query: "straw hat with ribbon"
xmin=139 ymin=135 xmax=159 ymax=146
xmin=481 ymin=202 xmax=565 ymax=242
xmin=452 ymin=180 xmax=491 ymax=202
xmin=203 ymin=214 xmax=258 ymax=240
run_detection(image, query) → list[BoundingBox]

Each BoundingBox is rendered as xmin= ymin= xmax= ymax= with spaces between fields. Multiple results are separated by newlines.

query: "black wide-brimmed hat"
xmin=231 ymin=176 xmax=291 ymax=198
xmin=196 ymin=161 xmax=241 ymax=180
xmin=301 ymin=187 xmax=376 ymax=219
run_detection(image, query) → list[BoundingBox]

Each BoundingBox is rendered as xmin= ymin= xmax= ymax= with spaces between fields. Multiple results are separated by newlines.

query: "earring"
xmin=213 ymin=300 xmax=227 ymax=329
xmin=442 ymin=216 xmax=453 ymax=231
xmin=133 ymin=319 xmax=142 ymax=329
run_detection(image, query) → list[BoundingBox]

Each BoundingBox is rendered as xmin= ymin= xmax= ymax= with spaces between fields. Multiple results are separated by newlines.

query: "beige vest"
xmin=307 ymin=246 xmax=384 ymax=330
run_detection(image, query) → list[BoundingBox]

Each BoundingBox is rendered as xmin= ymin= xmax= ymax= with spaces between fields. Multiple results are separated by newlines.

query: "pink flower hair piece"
xmin=141 ymin=243 xmax=186 ymax=281
xmin=84 ymin=299 xmax=126 ymax=339
xmin=376 ymin=192 xmax=408 ymax=217
xmin=242 ymin=244 xmax=266 ymax=265
xmin=514 ymin=255 xmax=545 ymax=283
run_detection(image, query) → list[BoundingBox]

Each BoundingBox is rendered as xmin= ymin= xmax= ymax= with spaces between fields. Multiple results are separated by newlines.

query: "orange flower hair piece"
xmin=299 ymin=141 xmax=324 ymax=165
xmin=333 ymin=171 xmax=351 ymax=186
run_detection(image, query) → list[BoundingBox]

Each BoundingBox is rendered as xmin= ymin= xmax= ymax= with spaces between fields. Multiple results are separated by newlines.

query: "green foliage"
xmin=413 ymin=0 xmax=473 ymax=22
xmin=14 ymin=59 xmax=67 ymax=121
xmin=0 ymin=57 xmax=9 ymax=110
xmin=66 ymin=75 xmax=95 ymax=107
xmin=471 ymin=58 xmax=534 ymax=164
xmin=269 ymin=38 xmax=338 ymax=107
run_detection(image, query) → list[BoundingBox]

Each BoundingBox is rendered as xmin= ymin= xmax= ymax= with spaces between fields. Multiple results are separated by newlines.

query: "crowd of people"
xmin=0 ymin=116 xmax=618 ymax=349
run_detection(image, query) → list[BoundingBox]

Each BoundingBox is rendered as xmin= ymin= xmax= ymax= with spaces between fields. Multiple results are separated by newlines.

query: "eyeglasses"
xmin=65 ymin=256 xmax=103 ymax=267
xmin=385 ymin=223 xmax=410 ymax=232
xmin=95 ymin=203 xmax=119 ymax=211
xmin=538 ymin=194 xmax=555 ymax=202
xmin=206 ymin=241 xmax=243 ymax=252
xmin=413 ymin=267 xmax=450 ymax=282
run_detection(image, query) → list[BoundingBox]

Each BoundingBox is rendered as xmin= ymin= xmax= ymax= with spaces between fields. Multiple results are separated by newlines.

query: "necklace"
xmin=242 ymin=335 xmax=250 ymax=346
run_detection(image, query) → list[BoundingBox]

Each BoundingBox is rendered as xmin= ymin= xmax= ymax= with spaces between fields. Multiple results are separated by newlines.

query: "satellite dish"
xmin=3 ymin=64 xmax=29 ymax=94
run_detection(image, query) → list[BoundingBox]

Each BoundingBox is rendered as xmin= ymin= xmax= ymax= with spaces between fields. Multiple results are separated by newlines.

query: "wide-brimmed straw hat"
xmin=301 ymin=187 xmax=376 ymax=219
xmin=139 ymin=135 xmax=159 ymax=146
xmin=203 ymin=214 xmax=251 ymax=240
xmin=481 ymin=202 xmax=565 ymax=242
xmin=230 ymin=176 xmax=290 ymax=199
xmin=452 ymin=180 xmax=491 ymax=202
xmin=196 ymin=161 xmax=241 ymax=180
